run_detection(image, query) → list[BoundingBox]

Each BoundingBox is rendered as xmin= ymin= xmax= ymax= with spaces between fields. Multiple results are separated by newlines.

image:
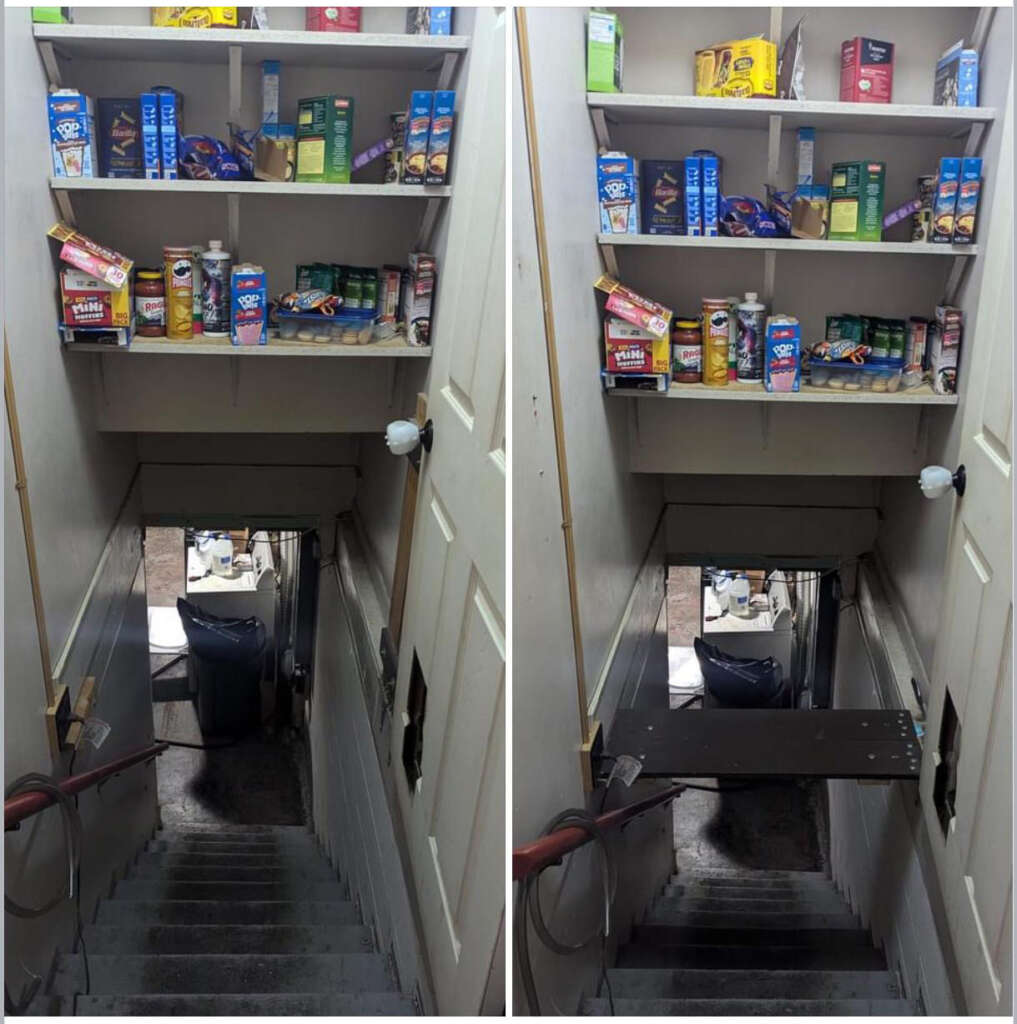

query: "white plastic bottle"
xmin=210 ymin=534 xmax=235 ymax=577
xmin=736 ymin=291 xmax=767 ymax=383
xmin=729 ymin=574 xmax=751 ymax=617
xmin=712 ymin=571 xmax=732 ymax=613
xmin=201 ymin=240 xmax=233 ymax=337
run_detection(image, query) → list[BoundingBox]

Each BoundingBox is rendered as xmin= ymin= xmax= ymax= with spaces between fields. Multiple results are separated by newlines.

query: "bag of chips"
xmin=179 ymin=135 xmax=242 ymax=180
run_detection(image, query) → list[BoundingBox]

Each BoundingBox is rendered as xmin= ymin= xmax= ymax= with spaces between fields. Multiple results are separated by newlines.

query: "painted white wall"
xmin=353 ymin=433 xmax=404 ymax=599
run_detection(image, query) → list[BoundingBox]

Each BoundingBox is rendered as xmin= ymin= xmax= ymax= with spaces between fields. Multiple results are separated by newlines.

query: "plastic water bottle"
xmin=210 ymin=534 xmax=234 ymax=577
xmin=729 ymin=574 xmax=751 ymax=617
xmin=712 ymin=572 xmax=732 ymax=612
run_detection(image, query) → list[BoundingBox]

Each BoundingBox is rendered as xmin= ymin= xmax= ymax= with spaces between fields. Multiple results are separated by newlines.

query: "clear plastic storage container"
xmin=809 ymin=357 xmax=904 ymax=393
xmin=275 ymin=309 xmax=375 ymax=345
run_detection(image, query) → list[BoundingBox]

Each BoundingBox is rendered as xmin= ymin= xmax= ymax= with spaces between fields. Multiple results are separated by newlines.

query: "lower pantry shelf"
xmin=63 ymin=335 xmax=432 ymax=357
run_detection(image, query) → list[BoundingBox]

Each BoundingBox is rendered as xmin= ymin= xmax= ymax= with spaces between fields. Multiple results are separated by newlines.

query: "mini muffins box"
xmin=296 ymin=94 xmax=354 ymax=183
xmin=425 ymin=90 xmax=455 ymax=186
xmin=931 ymin=157 xmax=961 ymax=243
xmin=47 ymin=89 xmax=97 ymax=178
xmin=684 ymin=155 xmax=702 ymax=236
xmin=829 ymin=160 xmax=885 ymax=241
xmin=952 ymin=157 xmax=982 ymax=244
xmin=840 ymin=37 xmax=894 ymax=103
xmin=231 ymin=264 xmax=268 ymax=345
xmin=402 ymin=90 xmax=433 ymax=185
xmin=640 ymin=160 xmax=683 ymax=235
xmin=60 ymin=267 xmax=131 ymax=327
xmin=604 ymin=316 xmax=669 ymax=375
xmin=97 ymin=98 xmax=141 ymax=178
xmin=587 ymin=9 xmax=623 ymax=93
xmin=764 ymin=316 xmax=800 ymax=393
xmin=695 ymin=37 xmax=776 ymax=98
xmin=598 ymin=153 xmax=639 ymax=234
xmin=140 ymin=92 xmax=161 ymax=179
xmin=934 ymin=42 xmax=979 ymax=107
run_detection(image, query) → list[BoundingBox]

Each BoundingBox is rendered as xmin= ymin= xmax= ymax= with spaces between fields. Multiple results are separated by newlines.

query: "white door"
xmin=919 ymin=82 xmax=1012 ymax=1016
xmin=391 ymin=7 xmax=506 ymax=1015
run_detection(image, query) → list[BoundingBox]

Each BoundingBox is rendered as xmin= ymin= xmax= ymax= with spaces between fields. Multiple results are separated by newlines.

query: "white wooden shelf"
xmin=609 ymin=381 xmax=958 ymax=406
xmin=34 ymin=23 xmax=469 ymax=70
xmin=588 ymin=93 xmax=997 ymax=137
xmin=597 ymin=234 xmax=978 ymax=257
xmin=49 ymin=177 xmax=452 ymax=199
xmin=64 ymin=335 xmax=432 ymax=357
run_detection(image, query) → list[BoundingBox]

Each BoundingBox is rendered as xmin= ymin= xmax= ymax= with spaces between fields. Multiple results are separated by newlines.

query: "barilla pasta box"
xmin=425 ymin=90 xmax=455 ymax=186
xmin=401 ymin=91 xmax=432 ymax=185
xmin=684 ymin=155 xmax=702 ymax=236
xmin=840 ymin=37 xmax=894 ymax=103
xmin=98 ymin=98 xmax=142 ymax=178
xmin=47 ymin=222 xmax=134 ymax=289
xmin=701 ymin=154 xmax=719 ymax=236
xmin=594 ymin=275 xmax=672 ymax=340
xmin=231 ymin=264 xmax=268 ymax=345
xmin=604 ymin=316 xmax=669 ymax=375
xmin=598 ymin=153 xmax=639 ymax=234
xmin=931 ymin=157 xmax=961 ymax=243
xmin=140 ymin=92 xmax=161 ymax=179
xmin=48 ymin=89 xmax=97 ymax=178
xmin=60 ymin=267 xmax=131 ymax=328
xmin=640 ymin=160 xmax=683 ymax=235
xmin=952 ymin=157 xmax=982 ymax=244
xmin=764 ymin=316 xmax=801 ymax=392
xmin=156 ymin=89 xmax=182 ymax=179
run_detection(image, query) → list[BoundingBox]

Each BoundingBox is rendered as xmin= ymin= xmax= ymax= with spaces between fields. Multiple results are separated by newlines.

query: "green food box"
xmin=829 ymin=160 xmax=885 ymax=242
xmin=32 ymin=7 xmax=70 ymax=23
xmin=295 ymin=95 xmax=354 ymax=184
xmin=587 ymin=9 xmax=623 ymax=93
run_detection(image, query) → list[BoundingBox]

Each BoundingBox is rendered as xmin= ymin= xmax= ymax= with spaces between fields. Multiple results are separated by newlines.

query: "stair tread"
xmin=82 ymin=924 xmax=373 ymax=955
xmin=159 ymin=825 xmax=312 ymax=835
xmin=113 ymin=879 xmax=348 ymax=900
xmin=140 ymin=851 xmax=326 ymax=865
xmin=96 ymin=900 xmax=359 ymax=925
xmin=659 ymin=895 xmax=850 ymax=913
xmin=582 ymin=997 xmax=913 ymax=1015
xmin=617 ymin=942 xmax=887 ymax=970
xmin=647 ymin=910 xmax=861 ymax=929
xmin=59 ymin=992 xmax=415 ymax=1015
xmin=129 ymin=864 xmax=337 ymax=881
xmin=606 ymin=968 xmax=899 ymax=999
xmin=634 ymin=924 xmax=875 ymax=948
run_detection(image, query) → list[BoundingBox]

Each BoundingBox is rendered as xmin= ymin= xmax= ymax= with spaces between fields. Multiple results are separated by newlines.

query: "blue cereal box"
xmin=931 ymin=157 xmax=961 ymax=244
xmin=48 ymin=89 xmax=97 ymax=178
xmin=403 ymin=90 xmax=433 ymax=185
xmin=684 ymin=156 xmax=702 ymax=236
xmin=231 ymin=264 xmax=268 ymax=346
xmin=424 ymin=89 xmax=455 ymax=186
xmin=640 ymin=160 xmax=683 ymax=235
xmin=140 ymin=92 xmax=161 ymax=179
xmin=952 ymin=156 xmax=982 ymax=244
xmin=764 ymin=316 xmax=801 ymax=392
xmin=598 ymin=153 xmax=639 ymax=234
xmin=156 ymin=89 xmax=181 ymax=180
xmin=934 ymin=42 xmax=979 ymax=107
xmin=701 ymin=154 xmax=719 ymax=236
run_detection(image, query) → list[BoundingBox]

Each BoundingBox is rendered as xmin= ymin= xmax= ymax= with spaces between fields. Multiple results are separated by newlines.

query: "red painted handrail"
xmin=513 ymin=783 xmax=685 ymax=881
xmin=5 ymin=742 xmax=168 ymax=830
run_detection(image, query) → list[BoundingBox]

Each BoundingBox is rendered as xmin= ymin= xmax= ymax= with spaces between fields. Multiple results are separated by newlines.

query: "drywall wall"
xmin=877 ymin=8 xmax=1013 ymax=675
xmin=512 ymin=13 xmax=672 ymax=1013
xmin=354 ymin=433 xmax=406 ymax=601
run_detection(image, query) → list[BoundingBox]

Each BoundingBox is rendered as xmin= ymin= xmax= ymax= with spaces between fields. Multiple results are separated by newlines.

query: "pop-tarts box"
xmin=764 ymin=316 xmax=801 ymax=392
xmin=48 ymin=89 xmax=97 ymax=178
xmin=231 ymin=264 xmax=268 ymax=345
xmin=597 ymin=152 xmax=639 ymax=234
xmin=701 ymin=154 xmax=719 ymax=236
xmin=140 ymin=93 xmax=161 ymax=179
xmin=156 ymin=89 xmax=181 ymax=180
xmin=684 ymin=155 xmax=702 ymax=236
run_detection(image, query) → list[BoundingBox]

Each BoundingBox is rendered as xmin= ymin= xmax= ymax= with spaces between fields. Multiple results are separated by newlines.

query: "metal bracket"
xmin=599 ymin=241 xmax=620 ymax=278
xmin=590 ymin=107 xmax=612 ymax=151
xmin=38 ymin=40 xmax=62 ymax=87
xmin=414 ymin=196 xmax=445 ymax=252
xmin=436 ymin=51 xmax=460 ymax=91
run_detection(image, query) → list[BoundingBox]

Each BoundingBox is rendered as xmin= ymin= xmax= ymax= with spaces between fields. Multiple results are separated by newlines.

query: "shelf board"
xmin=588 ymin=93 xmax=997 ymax=137
xmin=63 ymin=334 xmax=432 ymax=357
xmin=597 ymin=234 xmax=977 ymax=256
xmin=49 ymin=177 xmax=451 ymax=199
xmin=34 ymin=23 xmax=469 ymax=70
xmin=609 ymin=380 xmax=958 ymax=405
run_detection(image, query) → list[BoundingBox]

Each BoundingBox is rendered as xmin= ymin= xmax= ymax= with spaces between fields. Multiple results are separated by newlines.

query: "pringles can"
xmin=163 ymin=246 xmax=194 ymax=339
xmin=701 ymin=298 xmax=730 ymax=386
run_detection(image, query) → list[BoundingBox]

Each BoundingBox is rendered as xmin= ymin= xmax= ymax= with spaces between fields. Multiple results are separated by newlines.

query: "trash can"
xmin=176 ymin=597 xmax=266 ymax=735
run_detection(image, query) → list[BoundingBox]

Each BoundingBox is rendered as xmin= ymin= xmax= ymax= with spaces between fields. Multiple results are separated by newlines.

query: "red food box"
xmin=840 ymin=37 xmax=894 ymax=103
xmin=306 ymin=7 xmax=361 ymax=32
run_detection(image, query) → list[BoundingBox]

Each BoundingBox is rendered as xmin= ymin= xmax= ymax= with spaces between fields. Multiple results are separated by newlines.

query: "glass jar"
xmin=134 ymin=269 xmax=165 ymax=337
xmin=671 ymin=317 xmax=702 ymax=383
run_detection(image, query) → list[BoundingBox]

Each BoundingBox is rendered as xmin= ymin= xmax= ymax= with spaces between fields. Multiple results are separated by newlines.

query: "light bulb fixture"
xmin=918 ymin=464 xmax=966 ymax=500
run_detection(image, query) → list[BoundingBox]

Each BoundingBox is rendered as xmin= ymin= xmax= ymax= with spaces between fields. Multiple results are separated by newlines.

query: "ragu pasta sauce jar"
xmin=671 ymin=317 xmax=702 ymax=383
xmin=134 ymin=269 xmax=165 ymax=337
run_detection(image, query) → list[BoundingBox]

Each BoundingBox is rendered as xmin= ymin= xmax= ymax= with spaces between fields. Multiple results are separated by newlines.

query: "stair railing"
xmin=5 ymin=742 xmax=168 ymax=830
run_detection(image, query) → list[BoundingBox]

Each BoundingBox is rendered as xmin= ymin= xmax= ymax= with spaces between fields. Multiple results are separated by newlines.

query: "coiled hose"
xmin=514 ymin=808 xmax=617 ymax=1016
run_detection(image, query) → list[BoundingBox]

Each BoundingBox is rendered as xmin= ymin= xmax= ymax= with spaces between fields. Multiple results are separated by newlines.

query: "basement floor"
xmin=145 ymin=527 xmax=310 ymax=829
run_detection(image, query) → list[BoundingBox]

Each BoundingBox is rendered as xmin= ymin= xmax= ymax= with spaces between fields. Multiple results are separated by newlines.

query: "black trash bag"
xmin=694 ymin=635 xmax=788 ymax=709
xmin=176 ymin=597 xmax=266 ymax=663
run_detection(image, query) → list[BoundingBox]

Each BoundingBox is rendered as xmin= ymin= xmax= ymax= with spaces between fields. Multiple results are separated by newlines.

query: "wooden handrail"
xmin=5 ymin=742 xmax=168 ymax=830
xmin=513 ymin=783 xmax=685 ymax=881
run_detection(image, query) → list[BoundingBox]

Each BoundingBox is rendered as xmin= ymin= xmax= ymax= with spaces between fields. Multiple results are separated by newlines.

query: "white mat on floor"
xmin=148 ymin=605 xmax=188 ymax=654
xmin=668 ymin=645 xmax=703 ymax=694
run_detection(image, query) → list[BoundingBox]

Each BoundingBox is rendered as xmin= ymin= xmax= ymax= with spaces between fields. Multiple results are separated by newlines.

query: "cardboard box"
xmin=701 ymin=154 xmax=719 ymax=236
xmin=97 ymin=98 xmax=141 ymax=178
xmin=929 ymin=306 xmax=962 ymax=395
xmin=795 ymin=127 xmax=815 ymax=195
xmin=156 ymin=89 xmax=181 ymax=179
xmin=952 ymin=156 xmax=982 ymax=244
xmin=261 ymin=60 xmax=280 ymax=137
xmin=306 ymin=7 xmax=360 ymax=31
xmin=604 ymin=316 xmax=669 ymax=375
xmin=930 ymin=157 xmax=961 ymax=244
xmin=402 ymin=252 xmax=436 ymax=347
xmin=295 ymin=95 xmax=354 ymax=183
xmin=684 ymin=156 xmax=702 ymax=236
xmin=791 ymin=187 xmax=829 ymax=239
xmin=47 ymin=222 xmax=133 ymax=288
xmin=598 ymin=153 xmax=639 ymax=234
xmin=47 ymin=89 xmax=96 ymax=178
xmin=840 ymin=37 xmax=894 ymax=103
xmin=32 ymin=7 xmax=70 ymax=23
xmin=231 ymin=264 xmax=268 ymax=346
xmin=152 ymin=7 xmax=237 ymax=27
xmin=829 ymin=161 xmax=885 ymax=241
xmin=764 ymin=317 xmax=801 ymax=393
xmin=425 ymin=89 xmax=455 ymax=186
xmin=140 ymin=92 xmax=161 ymax=179
xmin=593 ymin=275 xmax=672 ymax=339
xmin=934 ymin=42 xmax=978 ymax=107
xmin=406 ymin=7 xmax=452 ymax=35
xmin=695 ymin=37 xmax=776 ymax=98
xmin=587 ymin=9 xmax=623 ymax=93
xmin=60 ymin=267 xmax=131 ymax=327
xmin=640 ymin=160 xmax=683 ymax=235
xmin=401 ymin=90 xmax=432 ymax=185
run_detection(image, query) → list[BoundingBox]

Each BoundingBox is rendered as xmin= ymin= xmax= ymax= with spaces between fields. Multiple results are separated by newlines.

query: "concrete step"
xmin=617 ymin=943 xmax=887 ymax=972
xmin=147 ymin=838 xmax=318 ymax=855
xmin=139 ymin=850 xmax=327 ymax=869
xmin=655 ymin=895 xmax=851 ymax=915
xmin=606 ymin=968 xmax=899 ymax=1000
xmin=82 ymin=924 xmax=373 ymax=955
xmin=96 ymin=900 xmax=359 ymax=926
xmin=582 ymin=997 xmax=913 ymax=1015
xmin=158 ymin=825 xmax=312 ymax=837
xmin=668 ymin=875 xmax=838 ymax=893
xmin=674 ymin=869 xmax=830 ymax=883
xmin=128 ymin=863 xmax=337 ymax=883
xmin=60 ymin=993 xmax=415 ymax=1015
xmin=646 ymin=909 xmax=861 ymax=930
xmin=113 ymin=879 xmax=347 ymax=901
xmin=51 ymin=953 xmax=395 ymax=996
xmin=633 ymin=923 xmax=875 ymax=949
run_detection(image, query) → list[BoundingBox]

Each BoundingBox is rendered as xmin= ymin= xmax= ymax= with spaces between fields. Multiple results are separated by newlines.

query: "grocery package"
xmin=151 ymin=7 xmax=237 ymax=27
xmin=736 ymin=292 xmax=766 ymax=382
xmin=598 ymin=153 xmax=639 ymax=234
xmin=296 ymin=94 xmax=354 ymax=183
xmin=141 ymin=92 xmax=161 ymax=179
xmin=48 ymin=222 xmax=133 ymax=288
xmin=253 ymin=126 xmax=295 ymax=181
xmin=701 ymin=153 xmax=719 ymax=236
xmin=425 ymin=90 xmax=455 ymax=186
xmin=902 ymin=317 xmax=928 ymax=389
xmin=97 ymin=98 xmax=141 ymax=178
xmin=378 ymin=267 xmax=402 ymax=324
xmin=883 ymin=198 xmax=922 ymax=230
xmin=764 ymin=316 xmax=801 ymax=392
xmin=386 ymin=111 xmax=406 ymax=183
xmin=952 ymin=157 xmax=982 ymax=244
xmin=261 ymin=60 xmax=280 ymax=137
xmin=156 ymin=88 xmax=182 ymax=179
xmin=587 ymin=9 xmax=623 ymax=93
xmin=306 ymin=7 xmax=360 ymax=32
xmin=604 ymin=317 xmax=669 ymax=375
xmin=594 ymin=276 xmax=672 ymax=339
xmin=401 ymin=90 xmax=432 ymax=185
xmin=407 ymin=7 xmax=452 ymax=35
xmin=640 ymin=161 xmax=683 ymax=235
xmin=229 ymin=122 xmax=258 ymax=178
xmin=778 ymin=17 xmax=806 ymax=100
xmin=135 ymin=268 xmax=166 ymax=337
xmin=163 ymin=246 xmax=194 ymax=339
xmin=695 ymin=37 xmax=776 ymax=98
xmin=930 ymin=157 xmax=961 ymax=243
xmin=766 ymin=186 xmax=793 ymax=236
xmin=719 ymin=195 xmax=779 ymax=238
xmin=929 ymin=305 xmax=962 ymax=394
xmin=840 ymin=37 xmax=894 ymax=103
xmin=60 ymin=268 xmax=131 ymax=328
xmin=795 ymin=128 xmax=814 ymax=195
xmin=32 ymin=8 xmax=71 ymax=23
xmin=810 ymin=356 xmax=904 ymax=392
xmin=829 ymin=161 xmax=885 ymax=242
xmin=231 ymin=264 xmax=268 ymax=346
xmin=179 ymin=135 xmax=242 ymax=179
xmin=912 ymin=174 xmax=937 ymax=241
xmin=684 ymin=156 xmax=702 ymax=236
xmin=791 ymin=186 xmax=829 ymax=239
xmin=701 ymin=298 xmax=730 ymax=387
xmin=934 ymin=41 xmax=979 ymax=107
xmin=402 ymin=253 xmax=436 ymax=346
xmin=671 ymin=317 xmax=702 ymax=382
xmin=48 ymin=88 xmax=96 ymax=178
xmin=238 ymin=7 xmax=268 ymax=29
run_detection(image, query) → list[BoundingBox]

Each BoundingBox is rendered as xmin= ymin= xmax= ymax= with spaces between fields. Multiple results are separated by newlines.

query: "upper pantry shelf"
xmin=33 ymin=23 xmax=469 ymax=71
xmin=587 ymin=93 xmax=997 ymax=137
xmin=49 ymin=177 xmax=452 ymax=199
xmin=597 ymin=234 xmax=978 ymax=257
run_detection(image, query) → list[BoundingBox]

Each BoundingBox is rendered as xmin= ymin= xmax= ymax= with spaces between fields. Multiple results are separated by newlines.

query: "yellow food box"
xmin=695 ymin=37 xmax=777 ymax=98
xmin=152 ymin=7 xmax=238 ymax=28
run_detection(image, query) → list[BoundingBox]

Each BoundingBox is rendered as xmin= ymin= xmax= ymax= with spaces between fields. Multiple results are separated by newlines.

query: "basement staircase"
xmin=582 ymin=867 xmax=915 ymax=1016
xmin=42 ymin=824 xmax=416 ymax=1015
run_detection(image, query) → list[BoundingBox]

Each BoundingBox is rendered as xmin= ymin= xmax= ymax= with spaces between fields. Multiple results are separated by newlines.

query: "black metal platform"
xmin=605 ymin=709 xmax=920 ymax=780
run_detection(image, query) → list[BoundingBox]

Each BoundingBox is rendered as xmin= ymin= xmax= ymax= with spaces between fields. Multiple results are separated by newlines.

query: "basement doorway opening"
xmin=143 ymin=525 xmax=319 ymax=829
xmin=664 ymin=562 xmax=842 ymax=874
